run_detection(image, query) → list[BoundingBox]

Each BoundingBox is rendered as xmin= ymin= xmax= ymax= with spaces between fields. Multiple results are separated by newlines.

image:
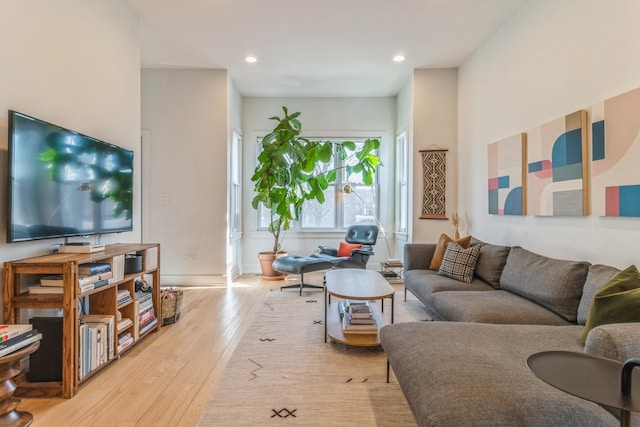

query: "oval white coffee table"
xmin=324 ymin=268 xmax=395 ymax=347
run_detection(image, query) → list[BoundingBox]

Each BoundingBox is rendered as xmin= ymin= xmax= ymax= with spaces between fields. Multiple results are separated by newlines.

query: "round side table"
xmin=528 ymin=351 xmax=640 ymax=427
xmin=0 ymin=341 xmax=40 ymax=427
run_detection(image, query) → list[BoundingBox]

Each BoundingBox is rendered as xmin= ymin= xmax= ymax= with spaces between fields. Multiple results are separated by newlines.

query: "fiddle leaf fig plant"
xmin=251 ymin=106 xmax=380 ymax=254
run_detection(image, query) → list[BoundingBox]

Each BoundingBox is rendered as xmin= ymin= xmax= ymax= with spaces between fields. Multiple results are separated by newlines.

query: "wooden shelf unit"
xmin=2 ymin=243 xmax=161 ymax=398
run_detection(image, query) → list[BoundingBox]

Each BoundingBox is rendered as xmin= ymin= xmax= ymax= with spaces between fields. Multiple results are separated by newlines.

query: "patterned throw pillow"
xmin=438 ymin=242 xmax=481 ymax=283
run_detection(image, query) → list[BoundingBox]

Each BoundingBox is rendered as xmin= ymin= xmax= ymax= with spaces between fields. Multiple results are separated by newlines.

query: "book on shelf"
xmin=111 ymin=255 xmax=125 ymax=281
xmin=28 ymin=285 xmax=64 ymax=294
xmin=78 ymin=262 xmax=111 ymax=276
xmin=78 ymin=271 xmax=114 ymax=286
xmin=58 ymin=244 xmax=105 ymax=254
xmin=79 ymin=279 xmax=111 ymax=294
xmin=117 ymin=289 xmax=132 ymax=306
xmin=80 ymin=314 xmax=115 ymax=362
xmin=342 ymin=316 xmax=377 ymax=334
xmin=117 ymin=335 xmax=134 ymax=353
xmin=0 ymin=329 xmax=42 ymax=357
xmin=117 ymin=318 xmax=133 ymax=333
xmin=0 ymin=324 xmax=33 ymax=343
xmin=384 ymin=259 xmax=403 ymax=268
xmin=139 ymin=317 xmax=157 ymax=336
xmin=40 ymin=275 xmax=64 ymax=287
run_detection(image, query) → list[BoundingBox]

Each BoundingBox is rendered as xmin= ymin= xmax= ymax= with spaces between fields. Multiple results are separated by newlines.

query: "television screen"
xmin=7 ymin=110 xmax=133 ymax=243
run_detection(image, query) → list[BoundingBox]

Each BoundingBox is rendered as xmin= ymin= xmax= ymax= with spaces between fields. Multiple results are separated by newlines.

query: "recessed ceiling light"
xmin=393 ymin=55 xmax=406 ymax=63
xmin=245 ymin=56 xmax=257 ymax=63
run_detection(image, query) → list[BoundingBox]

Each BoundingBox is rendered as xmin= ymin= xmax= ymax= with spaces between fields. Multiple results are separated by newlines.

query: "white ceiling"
xmin=123 ymin=0 xmax=527 ymax=97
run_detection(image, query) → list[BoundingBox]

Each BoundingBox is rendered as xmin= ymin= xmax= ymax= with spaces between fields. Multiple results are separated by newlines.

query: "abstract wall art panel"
xmin=591 ymin=87 xmax=640 ymax=217
xmin=526 ymin=110 xmax=588 ymax=216
xmin=487 ymin=133 xmax=526 ymax=215
xmin=420 ymin=149 xmax=447 ymax=219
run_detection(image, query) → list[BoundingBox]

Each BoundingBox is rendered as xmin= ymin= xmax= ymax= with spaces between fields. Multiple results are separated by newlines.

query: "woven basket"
xmin=161 ymin=288 xmax=183 ymax=326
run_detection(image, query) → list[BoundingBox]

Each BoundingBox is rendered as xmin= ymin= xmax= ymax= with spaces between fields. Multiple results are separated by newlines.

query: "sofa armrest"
xmin=584 ymin=322 xmax=640 ymax=362
xmin=404 ymin=243 xmax=436 ymax=271
xmin=317 ymin=245 xmax=338 ymax=256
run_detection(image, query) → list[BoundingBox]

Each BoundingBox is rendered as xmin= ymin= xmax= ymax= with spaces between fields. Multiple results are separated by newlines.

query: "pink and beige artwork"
xmin=526 ymin=110 xmax=588 ymax=216
xmin=487 ymin=133 xmax=526 ymax=215
xmin=591 ymin=87 xmax=640 ymax=217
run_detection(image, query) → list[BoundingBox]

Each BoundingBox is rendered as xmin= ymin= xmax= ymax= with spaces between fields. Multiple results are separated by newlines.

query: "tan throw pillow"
xmin=429 ymin=234 xmax=472 ymax=271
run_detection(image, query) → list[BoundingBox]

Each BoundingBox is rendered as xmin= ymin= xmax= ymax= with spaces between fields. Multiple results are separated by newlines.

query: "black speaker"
xmin=28 ymin=317 xmax=63 ymax=382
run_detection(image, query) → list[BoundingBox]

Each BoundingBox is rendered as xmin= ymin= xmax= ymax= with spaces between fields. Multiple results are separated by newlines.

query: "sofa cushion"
xmin=472 ymin=241 xmax=511 ymax=289
xmin=581 ymin=265 xmax=640 ymax=342
xmin=577 ymin=264 xmax=620 ymax=325
xmin=584 ymin=322 xmax=640 ymax=362
xmin=429 ymin=233 xmax=471 ymax=270
xmin=500 ymin=246 xmax=590 ymax=323
xmin=404 ymin=269 xmax=494 ymax=308
xmin=430 ymin=290 xmax=572 ymax=325
xmin=437 ymin=242 xmax=480 ymax=283
xmin=381 ymin=322 xmax=616 ymax=427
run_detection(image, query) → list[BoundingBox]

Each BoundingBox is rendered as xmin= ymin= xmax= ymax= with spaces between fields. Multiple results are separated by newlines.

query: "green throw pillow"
xmin=582 ymin=265 xmax=640 ymax=343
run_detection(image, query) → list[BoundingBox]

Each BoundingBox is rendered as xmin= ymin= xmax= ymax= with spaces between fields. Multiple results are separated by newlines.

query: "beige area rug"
xmin=198 ymin=282 xmax=430 ymax=426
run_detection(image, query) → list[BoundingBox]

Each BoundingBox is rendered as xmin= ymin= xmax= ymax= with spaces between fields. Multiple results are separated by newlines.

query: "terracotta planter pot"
xmin=258 ymin=251 xmax=288 ymax=281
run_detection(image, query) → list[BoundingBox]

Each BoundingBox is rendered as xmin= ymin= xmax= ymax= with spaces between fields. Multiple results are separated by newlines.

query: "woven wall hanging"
xmin=420 ymin=149 xmax=448 ymax=219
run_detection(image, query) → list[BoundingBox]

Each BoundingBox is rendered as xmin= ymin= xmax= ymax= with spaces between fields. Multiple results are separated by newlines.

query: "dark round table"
xmin=527 ymin=351 xmax=640 ymax=427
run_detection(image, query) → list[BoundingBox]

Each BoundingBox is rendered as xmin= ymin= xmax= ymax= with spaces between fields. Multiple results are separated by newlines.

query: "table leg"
xmin=324 ymin=287 xmax=327 ymax=343
xmin=391 ymin=293 xmax=395 ymax=324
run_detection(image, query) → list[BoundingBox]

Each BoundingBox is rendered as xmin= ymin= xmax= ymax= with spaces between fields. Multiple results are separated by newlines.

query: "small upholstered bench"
xmin=272 ymin=256 xmax=333 ymax=295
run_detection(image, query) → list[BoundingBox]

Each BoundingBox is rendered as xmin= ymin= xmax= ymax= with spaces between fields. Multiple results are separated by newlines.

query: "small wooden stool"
xmin=0 ymin=341 xmax=40 ymax=427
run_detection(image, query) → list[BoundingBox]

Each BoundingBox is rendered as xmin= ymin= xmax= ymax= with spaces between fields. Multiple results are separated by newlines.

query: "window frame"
xmin=256 ymin=136 xmax=380 ymax=232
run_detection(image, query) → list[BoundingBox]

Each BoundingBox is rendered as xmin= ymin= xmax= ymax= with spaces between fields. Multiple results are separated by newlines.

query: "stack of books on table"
xmin=78 ymin=314 xmax=115 ymax=379
xmin=339 ymin=300 xmax=378 ymax=335
xmin=134 ymin=290 xmax=157 ymax=338
xmin=0 ymin=324 xmax=42 ymax=357
xmin=78 ymin=262 xmax=113 ymax=293
xmin=384 ymin=259 xmax=404 ymax=268
xmin=28 ymin=275 xmax=64 ymax=294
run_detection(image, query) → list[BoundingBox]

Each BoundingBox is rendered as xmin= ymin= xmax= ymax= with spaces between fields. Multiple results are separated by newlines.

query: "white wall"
xmin=411 ymin=69 xmax=459 ymax=244
xmin=242 ymin=97 xmax=396 ymax=273
xmin=0 ymin=1 xmax=140 ymax=271
xmin=458 ymin=0 xmax=640 ymax=267
xmin=141 ymin=69 xmax=228 ymax=284
xmin=395 ymin=77 xmax=413 ymax=257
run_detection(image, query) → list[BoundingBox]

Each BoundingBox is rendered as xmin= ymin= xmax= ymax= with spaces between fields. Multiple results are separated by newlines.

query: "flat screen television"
xmin=7 ymin=110 xmax=133 ymax=243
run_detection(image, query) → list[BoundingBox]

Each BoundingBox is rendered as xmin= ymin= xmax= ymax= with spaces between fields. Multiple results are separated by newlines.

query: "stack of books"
xmin=117 ymin=331 xmax=134 ymax=353
xmin=384 ymin=258 xmax=404 ymax=268
xmin=134 ymin=290 xmax=157 ymax=338
xmin=78 ymin=262 xmax=113 ymax=293
xmin=338 ymin=300 xmax=378 ymax=335
xmin=117 ymin=289 xmax=132 ymax=306
xmin=0 ymin=324 xmax=42 ymax=357
xmin=29 ymin=275 xmax=64 ymax=294
xmin=78 ymin=314 xmax=115 ymax=379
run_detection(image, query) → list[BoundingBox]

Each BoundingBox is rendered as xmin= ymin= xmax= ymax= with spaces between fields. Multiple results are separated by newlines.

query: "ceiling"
xmin=123 ymin=0 xmax=527 ymax=97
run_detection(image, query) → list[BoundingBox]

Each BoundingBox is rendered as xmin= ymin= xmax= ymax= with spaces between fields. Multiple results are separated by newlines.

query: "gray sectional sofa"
xmin=380 ymin=238 xmax=640 ymax=426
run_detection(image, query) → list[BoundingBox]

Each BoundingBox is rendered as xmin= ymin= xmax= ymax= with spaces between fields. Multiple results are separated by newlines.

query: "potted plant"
xmin=251 ymin=106 xmax=380 ymax=278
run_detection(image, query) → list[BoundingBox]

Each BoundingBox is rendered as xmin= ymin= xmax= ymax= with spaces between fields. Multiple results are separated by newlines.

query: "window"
xmin=257 ymin=137 xmax=379 ymax=231
xmin=396 ymin=132 xmax=408 ymax=234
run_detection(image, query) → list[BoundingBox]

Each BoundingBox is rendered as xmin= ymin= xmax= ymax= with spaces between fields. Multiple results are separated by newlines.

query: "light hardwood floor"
xmin=18 ymin=273 xmax=303 ymax=427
